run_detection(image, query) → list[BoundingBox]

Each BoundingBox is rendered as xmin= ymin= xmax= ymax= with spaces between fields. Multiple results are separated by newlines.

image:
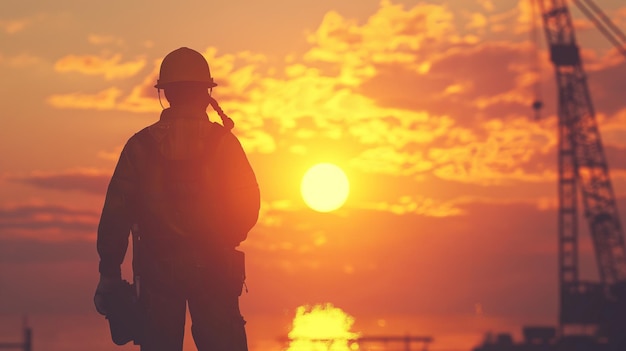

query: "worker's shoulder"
xmin=125 ymin=120 xmax=237 ymax=143
xmin=126 ymin=125 xmax=154 ymax=147
xmin=213 ymin=123 xmax=246 ymax=148
xmin=208 ymin=121 xmax=231 ymax=138
xmin=126 ymin=120 xmax=234 ymax=146
xmin=119 ymin=123 xmax=160 ymax=157
xmin=126 ymin=118 xmax=179 ymax=144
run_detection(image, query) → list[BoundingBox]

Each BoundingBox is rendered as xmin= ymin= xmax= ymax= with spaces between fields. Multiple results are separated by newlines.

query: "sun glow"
xmin=301 ymin=163 xmax=350 ymax=212
xmin=287 ymin=304 xmax=360 ymax=351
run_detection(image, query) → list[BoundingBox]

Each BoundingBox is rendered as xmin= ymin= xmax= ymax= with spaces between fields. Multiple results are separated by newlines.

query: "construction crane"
xmin=536 ymin=0 xmax=626 ymax=346
xmin=474 ymin=1 xmax=626 ymax=350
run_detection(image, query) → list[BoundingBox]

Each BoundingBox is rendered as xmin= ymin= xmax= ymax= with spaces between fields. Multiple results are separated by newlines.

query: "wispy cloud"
xmin=42 ymin=0 xmax=625 ymax=191
xmin=0 ymin=204 xmax=99 ymax=241
xmin=9 ymin=169 xmax=111 ymax=195
xmin=0 ymin=17 xmax=33 ymax=34
xmin=361 ymin=195 xmax=464 ymax=217
xmin=428 ymin=118 xmax=557 ymax=185
xmin=97 ymin=146 xmax=124 ymax=161
xmin=87 ymin=34 xmax=125 ymax=46
xmin=0 ymin=52 xmax=44 ymax=67
xmin=54 ymin=54 xmax=146 ymax=80
xmin=476 ymin=0 xmax=495 ymax=12
xmin=47 ymin=87 xmax=122 ymax=110
xmin=0 ymin=238 xmax=96 ymax=263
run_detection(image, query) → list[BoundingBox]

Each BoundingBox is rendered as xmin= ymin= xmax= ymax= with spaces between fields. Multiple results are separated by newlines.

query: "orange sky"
xmin=1 ymin=1 xmax=626 ymax=351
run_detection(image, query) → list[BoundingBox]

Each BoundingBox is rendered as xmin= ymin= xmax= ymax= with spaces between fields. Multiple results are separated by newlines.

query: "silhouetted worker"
xmin=94 ymin=47 xmax=260 ymax=351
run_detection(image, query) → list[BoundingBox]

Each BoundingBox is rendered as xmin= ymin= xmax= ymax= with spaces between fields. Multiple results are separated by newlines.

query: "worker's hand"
xmin=94 ymin=275 xmax=121 ymax=316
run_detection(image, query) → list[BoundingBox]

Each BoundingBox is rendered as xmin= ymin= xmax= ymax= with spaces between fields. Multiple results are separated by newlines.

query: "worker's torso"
xmin=127 ymin=110 xmax=229 ymax=261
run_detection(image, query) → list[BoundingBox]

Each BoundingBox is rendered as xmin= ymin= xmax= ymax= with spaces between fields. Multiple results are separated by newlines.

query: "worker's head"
xmin=154 ymin=47 xmax=217 ymax=108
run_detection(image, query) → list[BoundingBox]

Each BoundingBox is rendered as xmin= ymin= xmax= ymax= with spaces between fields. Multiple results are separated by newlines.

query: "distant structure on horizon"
xmin=0 ymin=322 xmax=32 ymax=351
xmin=281 ymin=334 xmax=434 ymax=351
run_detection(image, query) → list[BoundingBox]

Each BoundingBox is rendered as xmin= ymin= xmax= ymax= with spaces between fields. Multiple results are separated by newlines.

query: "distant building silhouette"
xmin=0 ymin=322 xmax=32 ymax=351
xmin=282 ymin=334 xmax=434 ymax=351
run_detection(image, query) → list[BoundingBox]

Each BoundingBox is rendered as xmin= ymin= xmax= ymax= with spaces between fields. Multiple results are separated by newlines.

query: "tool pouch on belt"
xmin=104 ymin=280 xmax=141 ymax=345
xmin=228 ymin=250 xmax=246 ymax=296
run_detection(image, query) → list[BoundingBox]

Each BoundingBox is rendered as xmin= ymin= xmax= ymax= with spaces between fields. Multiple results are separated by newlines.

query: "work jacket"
xmin=97 ymin=107 xmax=260 ymax=279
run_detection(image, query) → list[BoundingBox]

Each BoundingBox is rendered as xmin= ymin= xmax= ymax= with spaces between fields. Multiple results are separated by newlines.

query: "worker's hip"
xmin=136 ymin=248 xmax=246 ymax=297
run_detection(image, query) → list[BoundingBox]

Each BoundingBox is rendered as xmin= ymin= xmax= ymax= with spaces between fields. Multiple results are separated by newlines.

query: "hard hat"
xmin=154 ymin=47 xmax=217 ymax=89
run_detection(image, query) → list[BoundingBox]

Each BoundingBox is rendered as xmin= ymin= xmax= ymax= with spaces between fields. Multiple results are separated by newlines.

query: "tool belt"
xmin=135 ymin=239 xmax=247 ymax=297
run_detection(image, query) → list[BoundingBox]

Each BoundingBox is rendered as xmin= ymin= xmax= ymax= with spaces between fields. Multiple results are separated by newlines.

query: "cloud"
xmin=46 ymin=48 xmax=269 ymax=114
xmin=0 ymin=204 xmax=99 ymax=241
xmin=349 ymin=145 xmax=434 ymax=176
xmin=0 ymin=53 xmax=44 ymax=67
xmin=465 ymin=12 xmax=489 ymax=31
xmin=246 ymin=3 xmax=568 ymax=187
xmin=114 ymin=59 xmax=162 ymax=113
xmin=49 ymin=58 xmax=163 ymax=114
xmin=97 ymin=146 xmax=124 ymax=161
xmin=428 ymin=117 xmax=557 ymax=185
xmin=586 ymin=59 xmax=626 ymax=116
xmin=0 ymin=13 xmax=56 ymax=35
xmin=307 ymin=1 xmax=459 ymax=59
xmin=238 ymin=130 xmax=277 ymax=154
xmin=46 ymin=87 xmax=122 ymax=110
xmin=476 ymin=0 xmax=495 ymax=12
xmin=0 ymin=238 xmax=95 ymax=263
xmin=87 ymin=34 xmax=125 ymax=46
xmin=42 ymin=0 xmax=625 ymax=191
xmin=618 ymin=6 xmax=626 ymax=29
xmin=54 ymin=54 xmax=146 ymax=80
xmin=601 ymin=108 xmax=626 ymax=149
xmin=9 ymin=169 xmax=111 ymax=195
xmin=605 ymin=150 xmax=626 ymax=176
xmin=361 ymin=195 xmax=464 ymax=217
xmin=0 ymin=17 xmax=33 ymax=34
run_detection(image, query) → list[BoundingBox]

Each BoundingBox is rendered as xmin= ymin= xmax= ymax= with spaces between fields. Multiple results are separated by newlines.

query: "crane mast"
xmin=473 ymin=2 xmax=626 ymax=349
xmin=536 ymin=0 xmax=626 ymax=336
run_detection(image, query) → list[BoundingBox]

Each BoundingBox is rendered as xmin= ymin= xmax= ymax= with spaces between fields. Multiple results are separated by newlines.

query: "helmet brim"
xmin=154 ymin=80 xmax=218 ymax=89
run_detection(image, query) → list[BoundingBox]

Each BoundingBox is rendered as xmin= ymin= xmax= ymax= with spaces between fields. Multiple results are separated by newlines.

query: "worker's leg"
xmin=188 ymin=266 xmax=248 ymax=351
xmin=138 ymin=274 xmax=187 ymax=351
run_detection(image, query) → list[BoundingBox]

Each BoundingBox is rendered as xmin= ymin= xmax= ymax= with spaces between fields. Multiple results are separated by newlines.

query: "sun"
xmin=301 ymin=163 xmax=350 ymax=212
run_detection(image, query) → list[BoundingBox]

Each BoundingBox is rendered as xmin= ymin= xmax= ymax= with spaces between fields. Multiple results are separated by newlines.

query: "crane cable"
xmin=528 ymin=0 xmax=626 ymax=119
xmin=572 ymin=0 xmax=626 ymax=58
xmin=529 ymin=0 xmax=544 ymax=119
